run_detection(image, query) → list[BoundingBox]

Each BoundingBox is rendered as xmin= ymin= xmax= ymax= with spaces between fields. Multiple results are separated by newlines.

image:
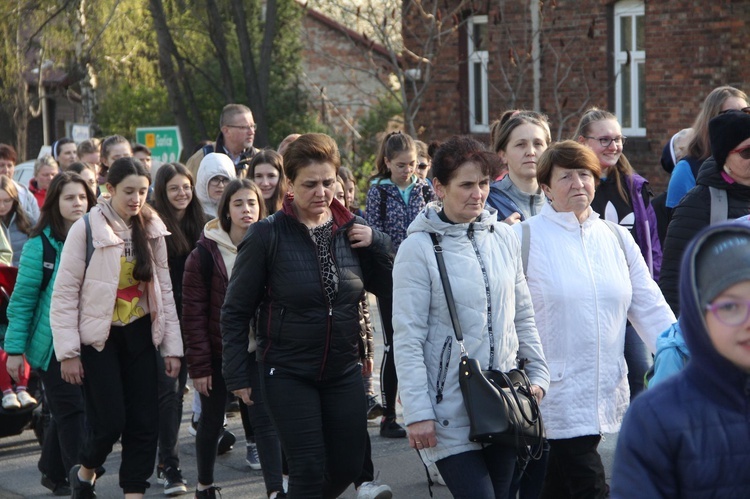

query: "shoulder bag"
xmin=428 ymin=233 xmax=544 ymax=459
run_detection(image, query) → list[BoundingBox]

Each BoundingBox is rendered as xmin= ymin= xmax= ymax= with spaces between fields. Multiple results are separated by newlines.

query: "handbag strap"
xmin=429 ymin=233 xmax=464 ymax=345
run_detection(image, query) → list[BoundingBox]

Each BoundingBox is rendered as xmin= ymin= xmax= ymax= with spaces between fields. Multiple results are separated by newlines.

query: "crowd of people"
xmin=0 ymin=94 xmax=749 ymax=499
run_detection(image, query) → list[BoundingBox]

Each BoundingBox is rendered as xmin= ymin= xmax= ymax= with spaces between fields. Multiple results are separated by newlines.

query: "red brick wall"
xmin=404 ymin=0 xmax=750 ymax=193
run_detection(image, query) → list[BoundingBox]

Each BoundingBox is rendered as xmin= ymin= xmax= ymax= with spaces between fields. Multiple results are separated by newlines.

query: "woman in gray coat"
xmin=393 ymin=136 xmax=549 ymax=499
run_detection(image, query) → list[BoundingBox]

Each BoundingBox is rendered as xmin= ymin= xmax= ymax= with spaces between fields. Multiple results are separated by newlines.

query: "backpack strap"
xmin=83 ymin=214 xmax=94 ymax=268
xmin=521 ymin=222 xmax=530 ymax=277
xmin=602 ymin=219 xmax=629 ymax=270
xmin=39 ymin=232 xmax=57 ymax=292
xmin=709 ymin=186 xmax=728 ymax=225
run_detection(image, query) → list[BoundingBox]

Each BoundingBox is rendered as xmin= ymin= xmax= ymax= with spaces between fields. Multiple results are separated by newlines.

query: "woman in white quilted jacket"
xmin=512 ymin=140 xmax=675 ymax=498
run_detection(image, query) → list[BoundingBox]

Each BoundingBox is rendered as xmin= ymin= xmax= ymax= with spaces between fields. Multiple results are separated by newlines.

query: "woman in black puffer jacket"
xmin=221 ymin=133 xmax=394 ymax=498
xmin=659 ymin=110 xmax=750 ymax=316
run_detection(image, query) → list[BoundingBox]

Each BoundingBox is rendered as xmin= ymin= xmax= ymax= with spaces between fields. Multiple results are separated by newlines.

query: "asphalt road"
xmin=0 ymin=295 xmax=617 ymax=498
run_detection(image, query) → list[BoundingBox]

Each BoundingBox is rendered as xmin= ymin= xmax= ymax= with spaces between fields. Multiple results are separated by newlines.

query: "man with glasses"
xmin=187 ymin=104 xmax=260 ymax=180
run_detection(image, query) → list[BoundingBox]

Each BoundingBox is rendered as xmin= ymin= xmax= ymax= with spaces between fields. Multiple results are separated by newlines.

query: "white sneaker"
xmin=427 ymin=463 xmax=446 ymax=486
xmin=2 ymin=392 xmax=21 ymax=410
xmin=16 ymin=390 xmax=37 ymax=408
xmin=357 ymin=481 xmax=393 ymax=499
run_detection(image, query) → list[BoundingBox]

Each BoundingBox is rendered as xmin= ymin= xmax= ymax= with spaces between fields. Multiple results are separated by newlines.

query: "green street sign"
xmin=136 ymin=126 xmax=183 ymax=163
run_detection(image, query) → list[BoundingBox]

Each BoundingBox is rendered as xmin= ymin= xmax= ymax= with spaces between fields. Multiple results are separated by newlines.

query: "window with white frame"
xmin=614 ymin=1 xmax=645 ymax=136
xmin=468 ymin=16 xmax=489 ymax=133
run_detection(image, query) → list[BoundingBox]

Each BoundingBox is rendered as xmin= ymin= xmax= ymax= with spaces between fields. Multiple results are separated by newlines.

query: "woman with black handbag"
xmin=393 ymin=136 xmax=549 ymax=498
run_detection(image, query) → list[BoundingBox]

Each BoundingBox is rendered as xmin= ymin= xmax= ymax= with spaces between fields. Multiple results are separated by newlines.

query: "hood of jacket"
xmin=679 ymin=222 xmax=750 ymax=407
xmin=203 ymin=218 xmax=236 ymax=253
xmin=407 ymin=203 xmax=499 ymax=237
xmin=195 ymin=153 xmax=237 ymax=218
xmin=696 ymin=157 xmax=750 ymax=200
xmin=93 ymin=200 xmax=169 ymax=247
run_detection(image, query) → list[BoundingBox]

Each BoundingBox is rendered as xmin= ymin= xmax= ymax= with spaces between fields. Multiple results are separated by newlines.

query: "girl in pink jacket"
xmin=51 ymin=157 xmax=183 ymax=498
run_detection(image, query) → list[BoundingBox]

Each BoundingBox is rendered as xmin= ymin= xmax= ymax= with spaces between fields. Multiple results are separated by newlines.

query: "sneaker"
xmin=269 ymin=493 xmax=287 ymax=499
xmin=357 ymin=481 xmax=393 ymax=499
xmin=427 ymin=463 xmax=447 ymax=486
xmin=163 ymin=466 xmax=188 ymax=496
xmin=69 ymin=465 xmax=96 ymax=499
xmin=366 ymin=395 xmax=384 ymax=420
xmin=188 ymin=415 xmax=198 ymax=437
xmin=40 ymin=474 xmax=71 ymax=496
xmin=379 ymin=416 xmax=406 ymax=438
xmin=16 ymin=390 xmax=37 ymax=408
xmin=194 ymin=485 xmax=221 ymax=498
xmin=245 ymin=442 xmax=261 ymax=470
xmin=217 ymin=430 xmax=235 ymax=455
xmin=157 ymin=464 xmax=165 ymax=481
xmin=2 ymin=392 xmax=21 ymax=410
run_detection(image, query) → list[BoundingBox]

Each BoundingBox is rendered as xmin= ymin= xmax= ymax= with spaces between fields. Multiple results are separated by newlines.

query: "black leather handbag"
xmin=429 ymin=233 xmax=545 ymax=459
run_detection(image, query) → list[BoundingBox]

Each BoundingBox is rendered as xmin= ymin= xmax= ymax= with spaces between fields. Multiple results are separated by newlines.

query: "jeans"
xmin=624 ymin=323 xmax=652 ymax=401
xmin=79 ymin=316 xmax=159 ymax=495
xmin=540 ymin=435 xmax=607 ymax=499
xmin=262 ymin=364 xmax=367 ymax=498
xmin=38 ymin=356 xmax=85 ymax=483
xmin=157 ymin=351 xmax=187 ymax=470
xmin=509 ymin=440 xmax=549 ymax=499
xmin=435 ymin=445 xmax=518 ymax=499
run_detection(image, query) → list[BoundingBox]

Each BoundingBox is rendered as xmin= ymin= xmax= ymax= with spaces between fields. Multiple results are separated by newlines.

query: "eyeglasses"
xmin=718 ymin=107 xmax=750 ymax=116
xmin=167 ymin=184 xmax=194 ymax=194
xmin=417 ymin=163 xmax=429 ymax=170
xmin=584 ymin=136 xmax=626 ymax=148
xmin=209 ymin=176 xmax=230 ymax=186
xmin=706 ymin=299 xmax=750 ymax=326
xmin=728 ymin=144 xmax=750 ymax=160
xmin=225 ymin=124 xmax=257 ymax=132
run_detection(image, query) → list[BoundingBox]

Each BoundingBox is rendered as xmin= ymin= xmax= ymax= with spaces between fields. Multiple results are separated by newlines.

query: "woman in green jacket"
xmin=4 ymin=172 xmax=97 ymax=495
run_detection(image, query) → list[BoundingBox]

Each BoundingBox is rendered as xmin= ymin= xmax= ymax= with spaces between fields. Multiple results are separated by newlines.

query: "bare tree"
xmin=308 ymin=0 xmax=472 ymax=137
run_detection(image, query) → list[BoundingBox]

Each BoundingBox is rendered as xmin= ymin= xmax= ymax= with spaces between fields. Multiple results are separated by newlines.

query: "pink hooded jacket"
xmin=51 ymin=202 xmax=183 ymax=361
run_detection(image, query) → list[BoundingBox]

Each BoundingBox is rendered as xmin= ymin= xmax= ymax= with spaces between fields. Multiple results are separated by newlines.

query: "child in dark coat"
xmin=611 ymin=221 xmax=750 ymax=498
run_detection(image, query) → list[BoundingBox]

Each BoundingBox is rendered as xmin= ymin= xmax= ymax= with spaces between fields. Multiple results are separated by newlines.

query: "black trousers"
xmin=262 ymin=364 xmax=367 ymax=498
xmin=79 ymin=316 xmax=159 ymax=495
xmin=157 ymin=351 xmax=188 ymax=470
xmin=195 ymin=358 xmax=229 ymax=486
xmin=38 ymin=356 xmax=85 ymax=483
xmin=540 ymin=435 xmax=607 ymax=499
xmin=376 ymin=296 xmax=398 ymax=418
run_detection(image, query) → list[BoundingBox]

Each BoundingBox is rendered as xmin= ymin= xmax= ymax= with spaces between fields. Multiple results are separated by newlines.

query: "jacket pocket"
xmin=548 ymin=361 xmax=566 ymax=382
xmin=435 ymin=336 xmax=452 ymax=404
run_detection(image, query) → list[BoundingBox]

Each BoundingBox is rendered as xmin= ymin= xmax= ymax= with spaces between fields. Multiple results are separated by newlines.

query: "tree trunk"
xmin=204 ymin=0 xmax=234 ymax=102
xmin=72 ymin=0 xmax=98 ymax=133
xmin=147 ymin=0 xmax=197 ymax=153
xmin=229 ymin=0 xmax=269 ymax=147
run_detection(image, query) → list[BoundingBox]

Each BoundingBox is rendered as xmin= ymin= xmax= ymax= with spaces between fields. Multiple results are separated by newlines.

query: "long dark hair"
xmin=152 ymin=162 xmax=205 ymax=257
xmin=0 ymin=176 xmax=32 ymax=235
xmin=107 ymin=157 xmax=154 ymax=282
xmin=30 ymin=172 xmax=97 ymax=241
xmin=248 ymin=149 xmax=286 ymax=215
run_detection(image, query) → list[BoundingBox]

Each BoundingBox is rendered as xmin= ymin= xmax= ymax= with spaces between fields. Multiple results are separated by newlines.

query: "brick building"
xmin=300 ymin=8 xmax=393 ymax=151
xmin=402 ymin=0 xmax=750 ymax=191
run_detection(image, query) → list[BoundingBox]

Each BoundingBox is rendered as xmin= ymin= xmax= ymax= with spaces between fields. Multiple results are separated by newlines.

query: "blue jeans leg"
xmin=436 ymin=445 xmax=517 ymax=499
xmin=624 ymin=323 xmax=652 ymax=400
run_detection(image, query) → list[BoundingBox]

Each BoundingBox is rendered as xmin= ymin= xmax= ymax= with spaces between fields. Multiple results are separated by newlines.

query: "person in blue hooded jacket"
xmin=611 ymin=222 xmax=750 ymax=498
